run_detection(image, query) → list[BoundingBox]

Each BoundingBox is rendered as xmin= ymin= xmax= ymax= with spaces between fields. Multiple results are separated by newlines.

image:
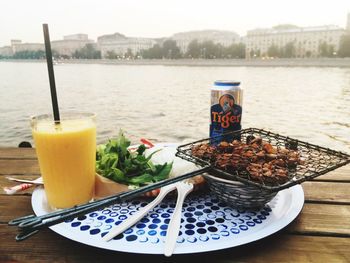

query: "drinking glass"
xmin=31 ymin=112 xmax=96 ymax=209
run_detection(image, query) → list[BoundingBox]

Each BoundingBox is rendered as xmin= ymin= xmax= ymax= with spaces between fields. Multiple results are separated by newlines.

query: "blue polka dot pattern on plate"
xmin=80 ymin=225 xmax=90 ymax=231
xmin=71 ymin=222 xmax=81 ymax=227
xmin=126 ymin=235 xmax=137 ymax=242
xmin=90 ymin=229 xmax=100 ymax=235
xmin=66 ymin=192 xmax=271 ymax=244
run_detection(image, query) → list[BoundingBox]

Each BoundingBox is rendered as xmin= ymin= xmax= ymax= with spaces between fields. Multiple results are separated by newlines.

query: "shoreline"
xmin=1 ymin=58 xmax=350 ymax=67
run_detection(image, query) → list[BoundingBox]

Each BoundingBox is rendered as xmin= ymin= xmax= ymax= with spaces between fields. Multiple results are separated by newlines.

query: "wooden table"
xmin=1 ymin=147 xmax=349 ymax=262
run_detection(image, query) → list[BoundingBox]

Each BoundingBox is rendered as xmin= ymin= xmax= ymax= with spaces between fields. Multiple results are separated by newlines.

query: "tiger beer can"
xmin=210 ymin=80 xmax=243 ymax=144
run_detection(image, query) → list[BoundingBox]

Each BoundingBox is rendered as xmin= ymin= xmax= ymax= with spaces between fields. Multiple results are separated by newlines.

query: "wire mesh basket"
xmin=176 ymin=128 xmax=350 ymax=208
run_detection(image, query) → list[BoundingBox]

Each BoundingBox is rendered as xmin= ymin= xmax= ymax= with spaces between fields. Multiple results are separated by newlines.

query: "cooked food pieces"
xmin=191 ymin=136 xmax=303 ymax=185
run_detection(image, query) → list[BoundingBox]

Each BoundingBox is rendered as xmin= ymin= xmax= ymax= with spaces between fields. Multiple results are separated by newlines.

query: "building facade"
xmin=246 ymin=25 xmax=345 ymax=58
xmin=97 ymin=33 xmax=156 ymax=58
xmin=171 ymin=30 xmax=240 ymax=53
xmin=0 ymin=35 xmax=93 ymax=57
xmin=63 ymin=34 xmax=89 ymax=41
xmin=12 ymin=43 xmax=44 ymax=53
xmin=9 ymin=39 xmax=44 ymax=54
xmin=51 ymin=34 xmax=94 ymax=57
xmin=0 ymin=40 xmax=44 ymax=56
xmin=0 ymin=46 xmax=12 ymax=56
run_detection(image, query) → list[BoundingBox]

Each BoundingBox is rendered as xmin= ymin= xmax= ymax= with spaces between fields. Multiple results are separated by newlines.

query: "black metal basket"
xmin=176 ymin=128 xmax=350 ymax=208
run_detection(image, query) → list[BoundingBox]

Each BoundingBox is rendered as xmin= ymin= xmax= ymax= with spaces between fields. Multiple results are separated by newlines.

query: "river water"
xmin=0 ymin=61 xmax=349 ymax=153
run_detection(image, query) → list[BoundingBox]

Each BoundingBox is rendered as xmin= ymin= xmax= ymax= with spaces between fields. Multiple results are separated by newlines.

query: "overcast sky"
xmin=0 ymin=0 xmax=349 ymax=46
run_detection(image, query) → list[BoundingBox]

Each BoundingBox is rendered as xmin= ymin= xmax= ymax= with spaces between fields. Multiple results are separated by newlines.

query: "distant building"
xmin=0 ymin=46 xmax=12 ymax=56
xmin=0 ymin=36 xmax=93 ymax=57
xmin=11 ymin=40 xmax=22 ymax=46
xmin=63 ymin=34 xmax=89 ymax=41
xmin=9 ymin=39 xmax=44 ymax=54
xmin=51 ymin=34 xmax=94 ymax=57
xmin=97 ymin=33 xmax=156 ymax=58
xmin=246 ymin=25 xmax=345 ymax=58
xmin=240 ymin=36 xmax=247 ymax=45
xmin=171 ymin=30 xmax=240 ymax=53
xmin=13 ymin=43 xmax=44 ymax=53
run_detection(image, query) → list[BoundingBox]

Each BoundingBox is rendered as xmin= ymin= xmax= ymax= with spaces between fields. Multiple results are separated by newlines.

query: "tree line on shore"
xmin=102 ymin=40 xmax=246 ymax=59
xmin=1 ymin=35 xmax=350 ymax=60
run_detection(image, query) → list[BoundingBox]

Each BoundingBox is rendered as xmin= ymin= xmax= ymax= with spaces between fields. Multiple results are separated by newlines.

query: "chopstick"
xmin=9 ymin=166 xmax=210 ymax=241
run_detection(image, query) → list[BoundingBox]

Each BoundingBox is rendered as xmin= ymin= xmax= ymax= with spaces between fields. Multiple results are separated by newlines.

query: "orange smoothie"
xmin=32 ymin=115 xmax=96 ymax=209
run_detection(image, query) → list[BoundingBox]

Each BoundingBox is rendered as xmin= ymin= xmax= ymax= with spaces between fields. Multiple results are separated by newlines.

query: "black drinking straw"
xmin=43 ymin=24 xmax=60 ymax=122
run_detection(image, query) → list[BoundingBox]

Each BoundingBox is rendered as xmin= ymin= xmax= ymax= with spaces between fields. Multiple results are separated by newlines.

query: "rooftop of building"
xmin=172 ymin=29 xmax=239 ymax=38
xmin=248 ymin=25 xmax=345 ymax=36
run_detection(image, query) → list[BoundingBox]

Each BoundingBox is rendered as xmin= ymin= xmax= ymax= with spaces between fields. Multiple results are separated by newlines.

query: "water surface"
xmin=0 ymin=61 xmax=349 ymax=153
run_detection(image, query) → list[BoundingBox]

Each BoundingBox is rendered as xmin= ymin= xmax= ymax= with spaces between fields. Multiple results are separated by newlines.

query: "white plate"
xmin=31 ymin=144 xmax=304 ymax=254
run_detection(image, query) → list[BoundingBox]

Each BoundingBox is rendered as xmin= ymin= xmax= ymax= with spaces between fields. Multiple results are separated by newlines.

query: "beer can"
xmin=210 ymin=80 xmax=243 ymax=144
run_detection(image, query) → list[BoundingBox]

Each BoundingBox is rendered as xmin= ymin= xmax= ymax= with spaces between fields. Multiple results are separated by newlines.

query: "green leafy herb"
xmin=96 ymin=130 xmax=173 ymax=187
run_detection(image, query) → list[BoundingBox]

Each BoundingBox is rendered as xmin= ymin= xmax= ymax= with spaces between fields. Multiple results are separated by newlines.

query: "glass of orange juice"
xmin=31 ymin=112 xmax=96 ymax=209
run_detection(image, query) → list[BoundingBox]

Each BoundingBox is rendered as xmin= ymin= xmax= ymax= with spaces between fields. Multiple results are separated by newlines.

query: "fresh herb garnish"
xmin=96 ymin=131 xmax=173 ymax=187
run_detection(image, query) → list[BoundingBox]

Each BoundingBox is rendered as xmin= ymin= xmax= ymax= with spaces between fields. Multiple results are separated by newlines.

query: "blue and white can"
xmin=210 ymin=80 xmax=243 ymax=144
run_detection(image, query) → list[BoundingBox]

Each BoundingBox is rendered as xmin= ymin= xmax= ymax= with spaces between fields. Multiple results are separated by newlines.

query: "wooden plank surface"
xmin=303 ymin=182 xmax=350 ymax=204
xmin=0 ymin=158 xmax=349 ymax=179
xmin=1 ymin=175 xmax=350 ymax=205
xmin=0 ymin=147 xmax=36 ymax=159
xmin=314 ymin=165 xmax=350 ymax=181
xmin=288 ymin=203 xmax=350 ymax=236
xmin=0 ymin=195 xmax=33 ymax=223
xmin=0 ymin=226 xmax=349 ymax=262
xmin=0 ymin=148 xmax=349 ymax=181
xmin=1 ymin=178 xmax=350 ymax=204
xmin=1 ymin=148 xmax=349 ymax=262
xmin=0 ymin=159 xmax=40 ymax=175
